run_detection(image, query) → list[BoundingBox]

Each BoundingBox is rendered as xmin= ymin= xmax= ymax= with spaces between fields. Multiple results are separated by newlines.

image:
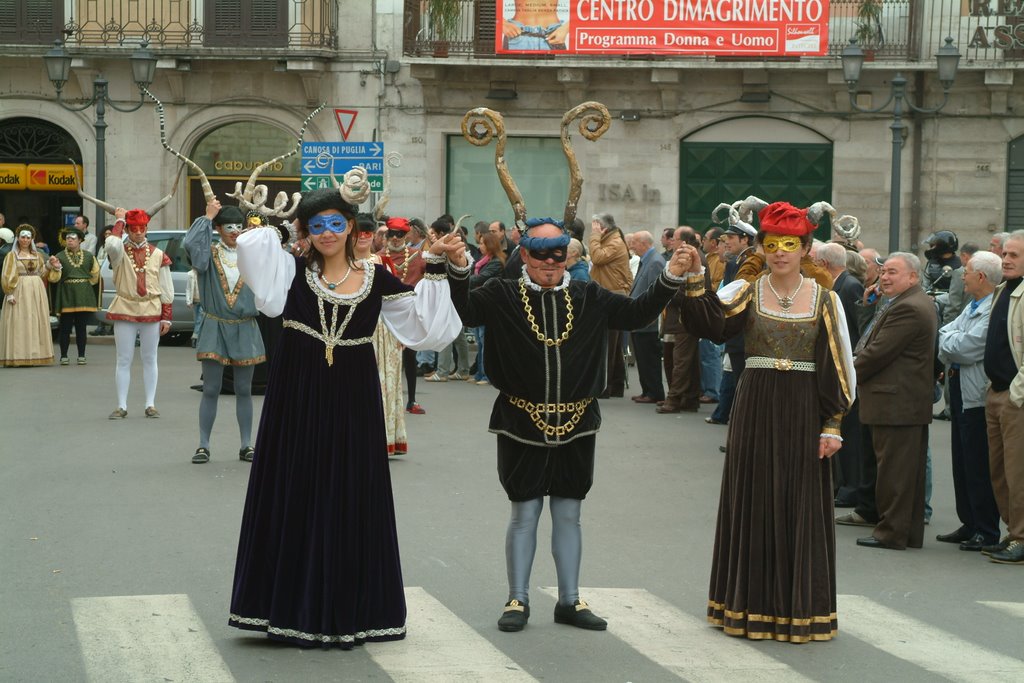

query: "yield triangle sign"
xmin=334 ymin=109 xmax=358 ymax=141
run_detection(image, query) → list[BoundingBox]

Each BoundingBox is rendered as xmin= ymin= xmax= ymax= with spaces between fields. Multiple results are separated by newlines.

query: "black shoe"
xmin=933 ymin=410 xmax=950 ymax=421
xmin=959 ymin=533 xmax=995 ymax=552
xmin=936 ymin=526 xmax=973 ymax=544
xmin=834 ymin=497 xmax=857 ymax=508
xmin=497 ymin=600 xmax=529 ymax=632
xmin=718 ymin=445 xmax=726 ymax=453
xmin=192 ymin=447 xmax=210 ymax=464
xmin=856 ymin=536 xmax=904 ymax=550
xmin=553 ymin=599 xmax=607 ymax=631
xmin=239 ymin=447 xmax=254 ymax=462
xmin=989 ymin=540 xmax=1024 ymax=564
xmin=982 ymin=536 xmax=1011 ymax=556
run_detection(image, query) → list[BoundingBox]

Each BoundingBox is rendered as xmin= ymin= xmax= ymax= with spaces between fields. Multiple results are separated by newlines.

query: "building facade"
xmin=1 ymin=0 xmax=1022 ymax=252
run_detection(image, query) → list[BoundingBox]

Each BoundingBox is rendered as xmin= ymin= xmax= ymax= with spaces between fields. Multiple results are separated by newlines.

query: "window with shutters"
xmin=0 ymin=0 xmax=62 ymax=45
xmin=205 ymin=0 xmax=287 ymax=48
xmin=1008 ymin=136 xmax=1024 ymax=231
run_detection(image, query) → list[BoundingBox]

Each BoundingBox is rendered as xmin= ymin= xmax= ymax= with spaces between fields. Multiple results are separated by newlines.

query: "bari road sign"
xmin=301 ymin=142 xmax=384 ymax=192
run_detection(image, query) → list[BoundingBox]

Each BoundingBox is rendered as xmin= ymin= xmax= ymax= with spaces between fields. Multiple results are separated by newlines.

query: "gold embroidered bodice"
xmin=745 ymin=279 xmax=823 ymax=362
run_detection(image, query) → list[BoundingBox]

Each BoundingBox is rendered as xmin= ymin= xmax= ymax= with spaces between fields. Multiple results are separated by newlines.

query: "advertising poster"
xmin=495 ymin=0 xmax=830 ymax=57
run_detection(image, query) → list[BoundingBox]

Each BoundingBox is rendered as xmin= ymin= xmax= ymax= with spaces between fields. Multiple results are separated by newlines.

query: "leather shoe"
xmin=989 ymin=540 xmax=1024 ymax=564
xmin=699 ymin=395 xmax=719 ymax=404
xmin=856 ymin=536 xmax=903 ymax=550
xmin=656 ymin=405 xmax=682 ymax=414
xmin=553 ymin=599 xmax=607 ymax=631
xmin=632 ymin=396 xmax=658 ymax=404
xmin=982 ymin=536 xmax=1011 ymax=556
xmin=936 ymin=526 xmax=973 ymax=544
xmin=498 ymin=599 xmax=530 ymax=632
xmin=959 ymin=533 xmax=995 ymax=552
xmin=836 ymin=511 xmax=874 ymax=527
xmin=704 ymin=416 xmax=727 ymax=425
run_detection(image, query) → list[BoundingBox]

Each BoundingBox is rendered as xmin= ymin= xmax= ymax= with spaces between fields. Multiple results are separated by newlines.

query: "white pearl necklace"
xmin=767 ymin=274 xmax=804 ymax=311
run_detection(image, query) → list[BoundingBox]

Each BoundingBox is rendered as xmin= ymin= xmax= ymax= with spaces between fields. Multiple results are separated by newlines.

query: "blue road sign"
xmin=300 ymin=142 xmax=384 ymax=191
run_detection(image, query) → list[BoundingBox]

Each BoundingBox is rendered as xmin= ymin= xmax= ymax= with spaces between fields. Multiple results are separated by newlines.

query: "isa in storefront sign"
xmin=495 ymin=0 xmax=830 ymax=56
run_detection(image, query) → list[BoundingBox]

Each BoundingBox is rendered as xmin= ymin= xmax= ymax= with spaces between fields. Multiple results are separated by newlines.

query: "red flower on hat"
xmin=124 ymin=209 xmax=151 ymax=228
xmin=385 ymin=217 xmax=410 ymax=233
xmin=757 ymin=202 xmax=815 ymax=236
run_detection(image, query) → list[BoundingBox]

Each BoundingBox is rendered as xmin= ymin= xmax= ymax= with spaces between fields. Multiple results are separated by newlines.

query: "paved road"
xmin=1 ymin=342 xmax=1022 ymax=682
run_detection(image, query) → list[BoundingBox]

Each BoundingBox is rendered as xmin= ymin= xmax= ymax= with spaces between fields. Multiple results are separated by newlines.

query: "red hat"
xmin=385 ymin=217 xmax=410 ymax=233
xmin=124 ymin=209 xmax=151 ymax=228
xmin=758 ymin=202 xmax=815 ymax=236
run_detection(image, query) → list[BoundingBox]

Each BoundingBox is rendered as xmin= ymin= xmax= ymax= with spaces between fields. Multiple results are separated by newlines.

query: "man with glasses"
xmin=183 ymin=200 xmax=266 ymax=464
xmin=447 ymin=217 xmax=688 ymax=633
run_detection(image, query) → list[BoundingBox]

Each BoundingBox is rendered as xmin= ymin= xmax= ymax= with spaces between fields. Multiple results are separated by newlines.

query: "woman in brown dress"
xmin=676 ymin=202 xmax=855 ymax=643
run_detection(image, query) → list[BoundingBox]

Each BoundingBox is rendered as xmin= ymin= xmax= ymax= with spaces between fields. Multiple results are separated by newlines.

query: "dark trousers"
xmin=631 ymin=331 xmax=664 ymax=401
xmin=710 ymin=351 xmax=744 ymax=423
xmin=872 ymin=424 xmax=928 ymax=549
xmin=950 ymin=373 xmax=1001 ymax=541
xmin=603 ymin=329 xmax=625 ymax=397
xmin=834 ymin=398 xmax=863 ymax=502
xmin=662 ymin=332 xmax=699 ymax=409
xmin=57 ymin=311 xmax=91 ymax=358
xmin=855 ymin=423 xmax=880 ymax=523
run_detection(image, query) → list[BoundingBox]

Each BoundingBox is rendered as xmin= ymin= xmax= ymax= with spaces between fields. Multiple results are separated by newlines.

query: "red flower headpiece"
xmin=124 ymin=209 xmax=151 ymax=228
xmin=758 ymin=202 xmax=815 ymax=236
xmin=385 ymin=217 xmax=410 ymax=233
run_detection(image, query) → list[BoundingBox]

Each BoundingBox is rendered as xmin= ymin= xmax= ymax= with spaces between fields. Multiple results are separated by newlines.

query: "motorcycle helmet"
xmin=924 ymin=230 xmax=958 ymax=260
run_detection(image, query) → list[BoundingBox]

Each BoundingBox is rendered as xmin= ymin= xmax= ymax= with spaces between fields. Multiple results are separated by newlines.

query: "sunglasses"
xmin=307 ymin=214 xmax=349 ymax=235
xmin=355 ymin=225 xmax=376 ymax=234
xmin=528 ymin=248 xmax=568 ymax=263
xmin=762 ymin=236 xmax=803 ymax=254
xmin=386 ymin=230 xmax=407 ymax=239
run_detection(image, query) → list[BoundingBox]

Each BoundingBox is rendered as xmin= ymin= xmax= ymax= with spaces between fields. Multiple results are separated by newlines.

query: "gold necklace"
xmin=394 ymin=246 xmax=410 ymax=279
xmin=519 ymin=279 xmax=574 ymax=347
xmin=66 ymin=249 xmax=85 ymax=268
xmin=125 ymin=241 xmax=152 ymax=274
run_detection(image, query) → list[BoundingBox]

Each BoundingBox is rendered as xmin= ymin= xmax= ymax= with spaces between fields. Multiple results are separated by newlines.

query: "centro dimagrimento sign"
xmin=495 ymin=0 xmax=830 ymax=56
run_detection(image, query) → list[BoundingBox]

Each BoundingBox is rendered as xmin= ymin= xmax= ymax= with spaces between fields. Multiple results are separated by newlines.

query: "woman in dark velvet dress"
xmin=228 ymin=187 xmax=464 ymax=648
xmin=676 ymin=202 xmax=855 ymax=643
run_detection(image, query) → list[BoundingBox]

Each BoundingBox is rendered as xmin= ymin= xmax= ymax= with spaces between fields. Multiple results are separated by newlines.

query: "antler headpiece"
xmin=461 ymin=102 xmax=611 ymax=233
xmin=71 ymin=158 xmax=182 ymax=222
xmin=143 ymin=86 xmax=215 ymax=205
xmin=227 ymin=103 xmax=327 ymax=219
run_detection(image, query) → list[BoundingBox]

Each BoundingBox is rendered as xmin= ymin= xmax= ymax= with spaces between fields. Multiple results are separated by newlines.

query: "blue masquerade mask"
xmin=307 ymin=214 xmax=349 ymax=235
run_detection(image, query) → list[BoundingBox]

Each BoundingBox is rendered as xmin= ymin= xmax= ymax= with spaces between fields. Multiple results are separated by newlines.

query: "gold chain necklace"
xmin=395 ymin=246 xmax=410 ymax=279
xmin=125 ymin=242 xmax=152 ymax=274
xmin=66 ymin=249 xmax=85 ymax=268
xmin=519 ymin=279 xmax=574 ymax=347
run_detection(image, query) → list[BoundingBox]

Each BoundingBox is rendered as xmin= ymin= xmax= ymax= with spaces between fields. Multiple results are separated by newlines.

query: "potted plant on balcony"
xmin=854 ymin=0 xmax=884 ymax=59
xmin=429 ymin=0 xmax=461 ymax=57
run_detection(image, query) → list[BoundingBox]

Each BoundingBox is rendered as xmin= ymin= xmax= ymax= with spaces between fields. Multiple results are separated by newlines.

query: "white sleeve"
xmin=105 ymin=233 xmax=125 ymax=269
xmin=830 ymin=293 xmax=857 ymax=400
xmin=158 ymin=265 xmax=174 ymax=304
xmin=380 ymin=278 xmax=463 ymax=351
xmin=237 ymin=228 xmax=295 ymax=318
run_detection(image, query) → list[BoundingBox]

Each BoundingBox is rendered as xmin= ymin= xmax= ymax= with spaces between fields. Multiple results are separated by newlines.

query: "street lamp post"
xmin=840 ymin=37 xmax=961 ymax=254
xmin=43 ymin=40 xmax=157 ymax=231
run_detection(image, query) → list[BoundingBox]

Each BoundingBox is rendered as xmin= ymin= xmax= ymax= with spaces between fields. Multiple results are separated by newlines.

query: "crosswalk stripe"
xmin=367 ymin=587 xmax=537 ymax=682
xmin=978 ymin=600 xmax=1024 ymax=619
xmin=838 ymin=595 xmax=1024 ymax=681
xmin=539 ymin=587 xmax=815 ymax=682
xmin=71 ymin=594 xmax=235 ymax=683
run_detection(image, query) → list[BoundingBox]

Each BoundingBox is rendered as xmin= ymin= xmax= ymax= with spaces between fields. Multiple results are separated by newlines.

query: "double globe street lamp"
xmin=43 ymin=40 xmax=158 ymax=231
xmin=841 ymin=37 xmax=961 ymax=254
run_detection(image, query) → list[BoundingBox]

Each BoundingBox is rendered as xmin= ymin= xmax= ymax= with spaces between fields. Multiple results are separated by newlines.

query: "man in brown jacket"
xmin=660 ymin=226 xmax=708 ymax=413
xmin=854 ymin=252 xmax=937 ymax=550
xmin=589 ymin=213 xmax=633 ymax=397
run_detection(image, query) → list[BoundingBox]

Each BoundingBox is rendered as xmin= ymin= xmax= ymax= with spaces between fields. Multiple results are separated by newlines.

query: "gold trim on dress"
xmin=721 ymin=280 xmax=753 ymax=318
xmin=211 ymin=244 xmax=246 ymax=309
xmin=822 ymin=291 xmax=854 ymax=409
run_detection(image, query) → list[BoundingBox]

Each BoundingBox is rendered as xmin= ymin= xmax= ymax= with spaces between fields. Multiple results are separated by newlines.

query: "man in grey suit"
xmin=854 ymin=252 xmax=938 ymax=550
xmin=629 ymin=231 xmax=666 ymax=403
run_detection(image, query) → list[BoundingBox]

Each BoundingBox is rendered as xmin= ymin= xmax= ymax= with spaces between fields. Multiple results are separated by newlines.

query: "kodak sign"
xmin=0 ymin=163 xmax=27 ymax=190
xmin=26 ymin=164 xmax=82 ymax=191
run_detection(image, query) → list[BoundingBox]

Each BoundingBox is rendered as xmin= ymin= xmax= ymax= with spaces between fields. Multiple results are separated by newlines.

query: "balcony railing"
xmin=0 ymin=0 xmax=337 ymax=50
xmin=403 ymin=0 xmax=1024 ymax=63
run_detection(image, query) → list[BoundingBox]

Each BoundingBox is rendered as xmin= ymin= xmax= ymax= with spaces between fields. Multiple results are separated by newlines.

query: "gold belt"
xmin=205 ymin=312 xmax=255 ymax=324
xmin=64 ymin=278 xmax=92 ymax=284
xmin=507 ymin=395 xmax=593 ymax=437
xmin=745 ymin=356 xmax=816 ymax=372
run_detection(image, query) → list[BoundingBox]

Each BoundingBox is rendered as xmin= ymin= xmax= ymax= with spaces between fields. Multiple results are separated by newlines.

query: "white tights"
xmin=113 ymin=321 xmax=160 ymax=410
